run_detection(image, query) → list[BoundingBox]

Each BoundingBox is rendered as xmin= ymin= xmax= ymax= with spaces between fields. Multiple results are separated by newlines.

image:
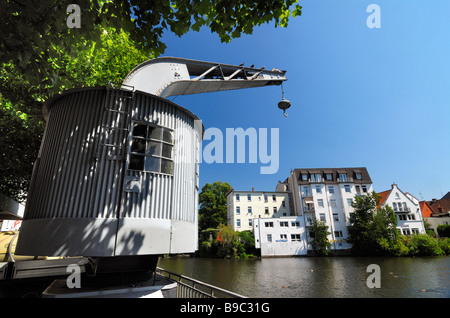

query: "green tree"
xmin=198 ymin=181 xmax=232 ymax=231
xmin=347 ymin=192 xmax=399 ymax=256
xmin=309 ymin=217 xmax=331 ymax=256
xmin=1 ymin=0 xmax=302 ymax=88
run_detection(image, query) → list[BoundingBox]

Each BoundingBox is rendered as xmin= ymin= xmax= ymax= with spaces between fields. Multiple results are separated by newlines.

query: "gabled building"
xmin=378 ymin=184 xmax=425 ymax=235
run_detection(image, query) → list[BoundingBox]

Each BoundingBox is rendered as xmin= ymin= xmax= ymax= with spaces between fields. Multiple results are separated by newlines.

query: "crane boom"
xmin=122 ymin=57 xmax=287 ymax=98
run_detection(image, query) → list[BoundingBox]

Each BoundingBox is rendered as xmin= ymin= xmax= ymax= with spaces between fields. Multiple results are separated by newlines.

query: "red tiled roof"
xmin=419 ymin=201 xmax=434 ymax=218
xmin=377 ymin=190 xmax=391 ymax=205
xmin=429 ymin=198 xmax=450 ymax=215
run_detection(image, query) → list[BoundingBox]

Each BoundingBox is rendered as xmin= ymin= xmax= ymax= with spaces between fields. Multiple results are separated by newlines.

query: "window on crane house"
xmin=128 ymin=122 xmax=174 ymax=175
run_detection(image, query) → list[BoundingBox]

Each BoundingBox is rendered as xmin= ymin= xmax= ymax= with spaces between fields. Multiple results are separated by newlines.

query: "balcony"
xmin=303 ymin=207 xmax=315 ymax=214
xmin=394 ymin=207 xmax=411 ymax=213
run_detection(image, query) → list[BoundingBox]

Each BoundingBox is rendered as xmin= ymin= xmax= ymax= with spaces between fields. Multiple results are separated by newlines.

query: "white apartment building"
xmin=253 ymin=216 xmax=307 ymax=256
xmin=276 ymin=167 xmax=374 ymax=253
xmin=378 ymin=184 xmax=426 ymax=235
xmin=226 ymin=189 xmax=292 ymax=232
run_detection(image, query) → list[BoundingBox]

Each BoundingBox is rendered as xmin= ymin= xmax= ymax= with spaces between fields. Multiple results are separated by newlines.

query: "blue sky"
xmin=159 ymin=0 xmax=450 ymax=201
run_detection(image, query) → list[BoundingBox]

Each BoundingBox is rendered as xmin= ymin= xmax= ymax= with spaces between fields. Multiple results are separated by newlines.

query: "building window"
xmin=315 ymin=185 xmax=322 ymax=194
xmin=330 ymin=199 xmax=337 ymax=208
xmin=412 ymin=228 xmax=419 ymax=234
xmin=319 ymin=213 xmax=326 ymax=222
xmin=333 ymin=213 xmax=339 ymax=221
xmin=398 ymin=215 xmax=407 ymax=221
xmin=328 ymin=186 xmax=334 ymax=194
xmin=237 ymin=219 xmax=241 ymax=227
xmin=248 ymin=206 xmax=252 ymax=214
xmin=347 ymin=198 xmax=353 ymax=206
xmin=407 ymin=214 xmax=416 ymax=220
xmin=355 ymin=173 xmax=362 ymax=180
xmin=317 ymin=199 xmax=324 ymax=208
xmin=334 ymin=231 xmax=343 ymax=238
xmin=272 ymin=195 xmax=276 ymax=202
xmin=339 ymin=173 xmax=347 ymax=182
xmin=280 ymin=234 xmax=287 ymax=240
xmin=302 ymin=174 xmax=308 ymax=181
xmin=129 ymin=122 xmax=174 ymax=174
xmin=280 ymin=221 xmax=288 ymax=227
xmin=236 ymin=194 xmax=240 ymax=201
xmin=282 ymin=200 xmax=286 ymax=208
xmin=344 ymin=185 xmax=351 ymax=193
xmin=247 ymin=194 xmax=251 ymax=201
xmin=291 ymin=221 xmax=300 ymax=227
xmin=248 ymin=219 xmax=253 ymax=227
xmin=362 ymin=185 xmax=368 ymax=193
xmin=273 ymin=207 xmax=277 ymax=214
xmin=264 ymin=194 xmax=268 ymax=202
xmin=402 ymin=228 xmax=411 ymax=235
xmin=291 ymin=234 xmax=301 ymax=241
xmin=311 ymin=173 xmax=322 ymax=182
xmin=236 ymin=207 xmax=240 ymax=214
xmin=265 ymin=222 xmax=274 ymax=227
xmin=355 ymin=185 xmax=361 ymax=194
xmin=267 ymin=234 xmax=272 ymax=242
xmin=265 ymin=207 xmax=269 ymax=214
xmin=326 ymin=173 xmax=333 ymax=181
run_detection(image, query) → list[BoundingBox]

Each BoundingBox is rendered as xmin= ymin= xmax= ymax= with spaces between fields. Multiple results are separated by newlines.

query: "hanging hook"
xmin=278 ymin=83 xmax=291 ymax=117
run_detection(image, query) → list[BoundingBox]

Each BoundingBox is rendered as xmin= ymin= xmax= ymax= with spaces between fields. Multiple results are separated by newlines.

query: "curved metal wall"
xmin=16 ymin=87 xmax=201 ymax=257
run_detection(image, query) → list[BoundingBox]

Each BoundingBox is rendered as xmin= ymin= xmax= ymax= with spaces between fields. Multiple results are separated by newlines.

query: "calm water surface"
xmin=158 ymin=256 xmax=449 ymax=298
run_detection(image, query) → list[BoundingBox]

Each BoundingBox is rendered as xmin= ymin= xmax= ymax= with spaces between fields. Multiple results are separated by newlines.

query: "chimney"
xmin=252 ymin=187 xmax=255 ymax=192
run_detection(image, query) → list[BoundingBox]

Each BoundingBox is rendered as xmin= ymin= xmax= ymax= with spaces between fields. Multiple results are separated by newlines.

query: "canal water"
xmin=158 ymin=256 xmax=449 ymax=298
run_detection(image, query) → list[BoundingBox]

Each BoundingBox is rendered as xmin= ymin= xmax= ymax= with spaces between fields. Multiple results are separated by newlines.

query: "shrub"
xmin=408 ymin=234 xmax=445 ymax=256
xmin=438 ymin=238 xmax=450 ymax=255
xmin=437 ymin=224 xmax=450 ymax=238
xmin=378 ymin=236 xmax=410 ymax=256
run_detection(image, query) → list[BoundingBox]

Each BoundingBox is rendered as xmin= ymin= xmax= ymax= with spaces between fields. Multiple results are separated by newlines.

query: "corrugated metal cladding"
xmin=123 ymin=92 xmax=200 ymax=223
xmin=16 ymin=87 xmax=201 ymax=257
xmin=23 ymin=88 xmax=130 ymax=221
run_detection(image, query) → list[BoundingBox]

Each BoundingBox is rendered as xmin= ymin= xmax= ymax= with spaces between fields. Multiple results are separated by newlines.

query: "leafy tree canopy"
xmin=347 ymin=192 xmax=398 ymax=255
xmin=1 ymin=0 xmax=302 ymax=89
xmin=198 ymin=181 xmax=232 ymax=231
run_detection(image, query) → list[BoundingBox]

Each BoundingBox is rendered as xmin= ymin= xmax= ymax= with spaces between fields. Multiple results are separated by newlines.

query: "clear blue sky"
xmin=159 ymin=0 xmax=450 ymax=202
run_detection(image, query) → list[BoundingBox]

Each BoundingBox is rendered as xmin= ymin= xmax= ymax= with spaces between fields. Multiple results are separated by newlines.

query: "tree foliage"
xmin=198 ymin=181 xmax=231 ymax=231
xmin=309 ymin=217 xmax=331 ymax=256
xmin=347 ymin=192 xmax=399 ymax=255
xmin=0 ymin=0 xmax=302 ymax=88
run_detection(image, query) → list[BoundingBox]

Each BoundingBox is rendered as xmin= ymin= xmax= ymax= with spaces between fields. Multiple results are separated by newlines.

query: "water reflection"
xmin=158 ymin=256 xmax=450 ymax=298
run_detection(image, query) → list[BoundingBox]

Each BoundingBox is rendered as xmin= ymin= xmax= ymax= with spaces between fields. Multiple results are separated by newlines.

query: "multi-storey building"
xmin=378 ymin=184 xmax=426 ymax=235
xmin=276 ymin=167 xmax=374 ymax=252
xmin=226 ymin=189 xmax=292 ymax=232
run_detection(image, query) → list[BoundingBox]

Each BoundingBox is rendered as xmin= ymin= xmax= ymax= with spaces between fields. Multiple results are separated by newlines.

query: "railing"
xmin=156 ymin=267 xmax=247 ymax=298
